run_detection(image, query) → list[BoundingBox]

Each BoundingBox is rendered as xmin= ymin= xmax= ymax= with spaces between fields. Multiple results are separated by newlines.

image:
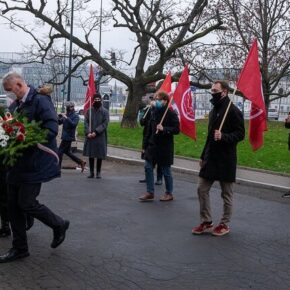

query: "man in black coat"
xmin=0 ymin=72 xmax=69 ymax=263
xmin=139 ymin=91 xmax=180 ymax=202
xmin=192 ymin=80 xmax=245 ymax=236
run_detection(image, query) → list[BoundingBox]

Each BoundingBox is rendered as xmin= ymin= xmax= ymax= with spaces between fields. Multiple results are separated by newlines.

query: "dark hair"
xmin=213 ymin=80 xmax=230 ymax=91
xmin=155 ymin=91 xmax=169 ymax=102
xmin=93 ymin=93 xmax=102 ymax=100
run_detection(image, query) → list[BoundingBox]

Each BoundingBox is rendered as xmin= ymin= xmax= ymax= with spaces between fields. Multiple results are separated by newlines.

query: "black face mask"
xmin=66 ymin=107 xmax=74 ymax=113
xmin=93 ymin=101 xmax=102 ymax=108
xmin=210 ymin=92 xmax=223 ymax=106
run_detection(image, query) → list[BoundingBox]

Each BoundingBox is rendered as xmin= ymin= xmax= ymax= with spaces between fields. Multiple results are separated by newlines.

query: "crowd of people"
xmin=0 ymin=72 xmax=288 ymax=264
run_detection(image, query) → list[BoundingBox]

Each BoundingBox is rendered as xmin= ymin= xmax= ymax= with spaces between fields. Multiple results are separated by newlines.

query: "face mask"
xmin=210 ymin=92 xmax=223 ymax=106
xmin=155 ymin=100 xmax=163 ymax=109
xmin=93 ymin=101 xmax=102 ymax=108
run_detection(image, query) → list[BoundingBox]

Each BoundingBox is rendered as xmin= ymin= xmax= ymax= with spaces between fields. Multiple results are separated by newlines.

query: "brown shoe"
xmin=139 ymin=193 xmax=154 ymax=202
xmin=159 ymin=193 xmax=174 ymax=201
xmin=80 ymin=161 xmax=86 ymax=173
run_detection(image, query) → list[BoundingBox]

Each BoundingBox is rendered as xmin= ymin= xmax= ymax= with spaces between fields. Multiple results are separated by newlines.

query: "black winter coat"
xmin=58 ymin=111 xmax=79 ymax=142
xmin=8 ymin=86 xmax=60 ymax=184
xmin=144 ymin=107 xmax=180 ymax=166
xmin=199 ymin=96 xmax=245 ymax=182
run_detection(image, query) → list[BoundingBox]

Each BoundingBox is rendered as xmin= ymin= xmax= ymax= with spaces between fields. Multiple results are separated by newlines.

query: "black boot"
xmin=0 ymin=221 xmax=11 ymax=238
xmin=88 ymin=158 xmax=94 ymax=178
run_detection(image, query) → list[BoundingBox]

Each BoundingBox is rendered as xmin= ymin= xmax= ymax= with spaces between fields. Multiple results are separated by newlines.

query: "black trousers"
xmin=89 ymin=158 xmax=102 ymax=174
xmin=0 ymin=176 xmax=8 ymax=224
xmin=8 ymin=183 xmax=64 ymax=251
xmin=58 ymin=140 xmax=82 ymax=167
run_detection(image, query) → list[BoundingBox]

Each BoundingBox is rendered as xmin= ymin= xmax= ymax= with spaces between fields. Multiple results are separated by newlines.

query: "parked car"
xmin=268 ymin=108 xmax=279 ymax=120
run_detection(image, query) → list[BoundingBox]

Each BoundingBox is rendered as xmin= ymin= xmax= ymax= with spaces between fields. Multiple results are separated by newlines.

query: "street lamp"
xmin=67 ymin=0 xmax=74 ymax=102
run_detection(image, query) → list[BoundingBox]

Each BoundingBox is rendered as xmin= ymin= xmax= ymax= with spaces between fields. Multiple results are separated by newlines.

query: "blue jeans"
xmin=145 ymin=160 xmax=173 ymax=194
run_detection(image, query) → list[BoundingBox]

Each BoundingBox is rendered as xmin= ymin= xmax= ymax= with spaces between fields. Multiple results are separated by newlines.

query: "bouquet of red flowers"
xmin=0 ymin=110 xmax=47 ymax=166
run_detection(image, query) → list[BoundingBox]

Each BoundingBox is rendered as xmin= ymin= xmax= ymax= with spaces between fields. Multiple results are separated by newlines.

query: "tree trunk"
xmin=121 ymin=83 xmax=146 ymax=128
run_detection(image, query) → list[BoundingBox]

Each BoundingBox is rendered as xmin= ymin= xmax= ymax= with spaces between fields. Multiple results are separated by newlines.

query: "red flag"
xmin=159 ymin=72 xmax=172 ymax=94
xmin=83 ymin=64 xmax=96 ymax=114
xmin=172 ymin=66 xmax=196 ymax=140
xmin=237 ymin=39 xmax=267 ymax=151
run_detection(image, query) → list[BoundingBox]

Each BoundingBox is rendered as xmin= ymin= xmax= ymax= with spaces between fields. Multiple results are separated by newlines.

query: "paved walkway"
xmin=1 ymin=161 xmax=290 ymax=290
xmin=73 ymin=139 xmax=290 ymax=192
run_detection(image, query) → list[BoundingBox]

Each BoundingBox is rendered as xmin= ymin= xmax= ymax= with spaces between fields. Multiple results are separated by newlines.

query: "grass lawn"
xmin=77 ymin=120 xmax=290 ymax=174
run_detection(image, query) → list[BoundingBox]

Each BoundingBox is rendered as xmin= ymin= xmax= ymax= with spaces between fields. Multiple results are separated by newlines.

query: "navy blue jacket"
xmin=58 ymin=111 xmax=79 ymax=141
xmin=8 ymin=86 xmax=60 ymax=184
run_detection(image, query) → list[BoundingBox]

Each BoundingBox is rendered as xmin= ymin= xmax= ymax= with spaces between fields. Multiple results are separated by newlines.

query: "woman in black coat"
xmin=139 ymin=91 xmax=180 ymax=202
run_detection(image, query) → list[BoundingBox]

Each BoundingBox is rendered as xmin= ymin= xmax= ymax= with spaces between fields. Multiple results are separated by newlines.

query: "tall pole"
xmin=99 ymin=0 xmax=103 ymax=55
xmin=62 ymin=37 xmax=67 ymax=112
xmin=67 ymin=0 xmax=74 ymax=102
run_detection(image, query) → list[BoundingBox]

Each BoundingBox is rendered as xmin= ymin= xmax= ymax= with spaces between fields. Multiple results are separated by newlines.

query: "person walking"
xmin=192 ymin=80 xmax=245 ymax=236
xmin=58 ymin=101 xmax=86 ymax=172
xmin=83 ymin=93 xmax=109 ymax=179
xmin=139 ymin=91 xmax=180 ymax=202
xmin=0 ymin=72 xmax=69 ymax=263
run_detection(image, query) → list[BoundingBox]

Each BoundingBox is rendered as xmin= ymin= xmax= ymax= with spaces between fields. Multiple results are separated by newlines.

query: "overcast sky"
xmin=0 ymin=1 xmax=133 ymax=55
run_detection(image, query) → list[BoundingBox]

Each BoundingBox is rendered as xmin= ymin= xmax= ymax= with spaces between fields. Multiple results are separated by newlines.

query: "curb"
xmin=107 ymin=155 xmax=289 ymax=192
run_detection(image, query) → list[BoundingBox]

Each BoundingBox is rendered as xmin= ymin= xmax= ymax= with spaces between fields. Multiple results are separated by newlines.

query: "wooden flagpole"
xmin=89 ymin=97 xmax=92 ymax=133
xmin=156 ymin=96 xmax=174 ymax=134
xmin=218 ymin=88 xmax=237 ymax=131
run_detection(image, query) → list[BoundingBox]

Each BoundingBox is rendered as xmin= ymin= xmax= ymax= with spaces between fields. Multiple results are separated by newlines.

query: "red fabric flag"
xmin=172 ymin=66 xmax=196 ymax=140
xmin=83 ymin=64 xmax=96 ymax=114
xmin=159 ymin=72 xmax=172 ymax=94
xmin=237 ymin=39 xmax=267 ymax=151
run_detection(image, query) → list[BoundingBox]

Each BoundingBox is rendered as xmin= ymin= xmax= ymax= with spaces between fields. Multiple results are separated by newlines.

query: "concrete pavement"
xmin=0 ymin=160 xmax=290 ymax=290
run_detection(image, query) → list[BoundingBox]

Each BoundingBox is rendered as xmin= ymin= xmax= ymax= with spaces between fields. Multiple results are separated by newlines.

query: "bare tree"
xmin=192 ymin=0 xmax=290 ymax=111
xmin=0 ymin=0 xmax=223 ymax=127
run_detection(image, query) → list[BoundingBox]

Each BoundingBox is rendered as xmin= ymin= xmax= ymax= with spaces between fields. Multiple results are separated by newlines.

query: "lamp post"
xmin=67 ymin=0 xmax=74 ymax=102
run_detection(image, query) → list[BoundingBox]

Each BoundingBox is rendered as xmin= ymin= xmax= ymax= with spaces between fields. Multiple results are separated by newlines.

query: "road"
xmin=0 ymin=160 xmax=289 ymax=290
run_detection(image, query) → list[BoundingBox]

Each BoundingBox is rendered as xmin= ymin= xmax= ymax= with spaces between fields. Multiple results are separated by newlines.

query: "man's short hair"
xmin=213 ymin=80 xmax=230 ymax=91
xmin=2 ymin=72 xmax=25 ymax=86
xmin=93 ymin=93 xmax=102 ymax=100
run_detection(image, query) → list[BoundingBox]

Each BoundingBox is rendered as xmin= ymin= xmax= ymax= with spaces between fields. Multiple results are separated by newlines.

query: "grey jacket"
xmin=83 ymin=106 xmax=109 ymax=158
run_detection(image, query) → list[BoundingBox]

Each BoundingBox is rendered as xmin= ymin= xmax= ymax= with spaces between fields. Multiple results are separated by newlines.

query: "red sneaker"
xmin=192 ymin=222 xmax=213 ymax=235
xmin=212 ymin=223 xmax=230 ymax=236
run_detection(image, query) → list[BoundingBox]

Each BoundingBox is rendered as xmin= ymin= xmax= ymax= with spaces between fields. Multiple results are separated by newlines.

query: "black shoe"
xmin=0 ymin=248 xmax=29 ymax=263
xmin=96 ymin=172 xmax=102 ymax=179
xmin=0 ymin=227 xmax=11 ymax=238
xmin=26 ymin=215 xmax=34 ymax=231
xmin=87 ymin=173 xmax=94 ymax=178
xmin=282 ymin=193 xmax=290 ymax=198
xmin=155 ymin=180 xmax=162 ymax=185
xmin=51 ymin=220 xmax=70 ymax=249
xmin=139 ymin=179 xmax=146 ymax=183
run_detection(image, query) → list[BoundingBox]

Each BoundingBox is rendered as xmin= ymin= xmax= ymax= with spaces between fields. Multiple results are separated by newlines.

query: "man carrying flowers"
xmin=0 ymin=72 xmax=69 ymax=263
